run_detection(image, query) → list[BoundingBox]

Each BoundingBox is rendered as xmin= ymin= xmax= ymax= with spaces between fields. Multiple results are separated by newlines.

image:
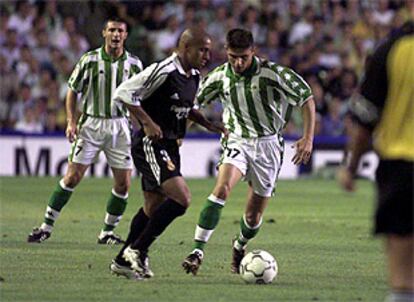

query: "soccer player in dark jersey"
xmin=109 ymin=28 xmax=226 ymax=280
xmin=337 ymin=16 xmax=414 ymax=302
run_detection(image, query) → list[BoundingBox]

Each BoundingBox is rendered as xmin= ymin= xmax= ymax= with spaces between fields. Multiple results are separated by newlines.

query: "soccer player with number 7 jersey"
xmin=27 ymin=18 xmax=143 ymax=245
xmin=183 ymin=28 xmax=316 ymax=275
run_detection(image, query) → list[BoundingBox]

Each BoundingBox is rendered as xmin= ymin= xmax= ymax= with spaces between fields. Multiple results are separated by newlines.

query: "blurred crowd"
xmin=1 ymin=0 xmax=412 ymax=136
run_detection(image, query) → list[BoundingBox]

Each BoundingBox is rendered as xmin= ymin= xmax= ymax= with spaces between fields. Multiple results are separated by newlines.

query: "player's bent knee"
xmin=114 ymin=182 xmax=130 ymax=196
xmin=63 ymin=172 xmax=83 ymax=188
xmin=114 ymin=176 xmax=131 ymax=194
xmin=181 ymin=195 xmax=191 ymax=209
xmin=214 ymin=183 xmax=231 ymax=200
xmin=175 ymin=193 xmax=191 ymax=209
xmin=245 ymin=213 xmax=262 ymax=228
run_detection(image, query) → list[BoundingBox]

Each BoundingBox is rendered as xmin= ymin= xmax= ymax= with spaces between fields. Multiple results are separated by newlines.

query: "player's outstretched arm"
xmin=292 ymin=98 xmax=315 ymax=165
xmin=188 ymin=108 xmax=228 ymax=136
xmin=65 ymin=89 xmax=79 ymax=143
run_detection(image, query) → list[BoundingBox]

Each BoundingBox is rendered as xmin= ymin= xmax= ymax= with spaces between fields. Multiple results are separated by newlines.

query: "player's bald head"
xmin=178 ymin=27 xmax=211 ymax=49
xmin=176 ymin=27 xmax=212 ymax=70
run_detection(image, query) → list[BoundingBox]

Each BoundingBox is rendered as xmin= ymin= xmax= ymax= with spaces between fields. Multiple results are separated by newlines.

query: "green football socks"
xmin=42 ymin=179 xmax=73 ymax=231
xmin=193 ymin=194 xmax=225 ymax=251
xmin=233 ymin=215 xmax=262 ymax=251
xmin=102 ymin=189 xmax=128 ymax=232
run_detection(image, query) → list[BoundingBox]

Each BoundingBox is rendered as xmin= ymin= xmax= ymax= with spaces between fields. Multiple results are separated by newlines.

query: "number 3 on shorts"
xmin=226 ymin=147 xmax=240 ymax=159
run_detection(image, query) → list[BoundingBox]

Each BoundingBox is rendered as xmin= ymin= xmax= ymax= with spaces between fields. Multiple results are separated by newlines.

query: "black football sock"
xmin=130 ymin=198 xmax=186 ymax=253
xmin=116 ymin=207 xmax=149 ymax=264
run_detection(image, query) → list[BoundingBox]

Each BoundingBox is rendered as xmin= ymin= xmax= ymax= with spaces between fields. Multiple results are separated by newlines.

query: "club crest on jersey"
xmin=166 ymin=160 xmax=176 ymax=171
xmin=171 ymin=105 xmax=190 ymax=120
xmin=160 ymin=150 xmax=176 ymax=171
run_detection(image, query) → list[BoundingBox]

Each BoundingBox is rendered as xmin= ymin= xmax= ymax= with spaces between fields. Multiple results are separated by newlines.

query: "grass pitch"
xmin=0 ymin=177 xmax=386 ymax=301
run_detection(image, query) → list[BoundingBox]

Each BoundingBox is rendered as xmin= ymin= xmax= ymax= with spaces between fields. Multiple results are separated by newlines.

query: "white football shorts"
xmin=219 ymin=133 xmax=284 ymax=197
xmin=68 ymin=115 xmax=133 ymax=170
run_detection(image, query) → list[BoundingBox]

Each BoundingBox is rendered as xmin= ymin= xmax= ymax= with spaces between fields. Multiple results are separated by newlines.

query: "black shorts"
xmin=374 ymin=160 xmax=413 ymax=235
xmin=132 ymin=133 xmax=181 ymax=192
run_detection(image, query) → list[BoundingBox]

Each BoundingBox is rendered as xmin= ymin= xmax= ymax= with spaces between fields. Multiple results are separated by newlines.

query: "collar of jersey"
xmin=226 ymin=56 xmax=259 ymax=81
xmin=171 ymin=52 xmax=199 ymax=76
xmin=100 ymin=46 xmax=127 ymax=62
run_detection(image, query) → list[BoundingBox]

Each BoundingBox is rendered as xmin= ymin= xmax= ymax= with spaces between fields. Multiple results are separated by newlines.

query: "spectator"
xmin=373 ymin=0 xmax=395 ymax=26
xmin=0 ymin=8 xmax=10 ymax=45
xmin=43 ymin=0 xmax=63 ymax=36
xmin=337 ymin=69 xmax=358 ymax=100
xmin=52 ymin=16 xmax=88 ymax=52
xmin=32 ymin=30 xmax=51 ymax=64
xmin=49 ymin=47 xmax=64 ymax=71
xmin=321 ymin=97 xmax=345 ymax=137
xmin=14 ymin=105 xmax=43 ymax=134
xmin=0 ymin=54 xmax=18 ymax=127
xmin=164 ymin=0 xmax=185 ymax=23
xmin=288 ymin=4 xmax=314 ymax=45
xmin=180 ymin=3 xmax=196 ymax=31
xmin=0 ymin=0 xmax=408 ymax=138
xmin=65 ymin=33 xmax=89 ymax=65
xmin=21 ymin=53 xmax=41 ymax=87
xmin=125 ymin=24 xmax=153 ymax=66
xmin=7 ymin=0 xmax=36 ymax=39
xmin=311 ymin=16 xmax=326 ymax=46
xmin=1 ymin=28 xmax=20 ymax=69
xmin=55 ymin=55 xmax=72 ymax=99
xmin=29 ymin=15 xmax=49 ymax=41
xmin=241 ymin=6 xmax=264 ymax=44
xmin=43 ymin=108 xmax=62 ymax=133
xmin=154 ymin=15 xmax=181 ymax=59
xmin=143 ymin=3 xmax=166 ymax=31
xmin=15 ymin=45 xmax=32 ymax=81
xmin=352 ymin=8 xmax=375 ymax=42
xmin=258 ymin=30 xmax=280 ymax=62
xmin=318 ymin=36 xmax=341 ymax=69
xmin=196 ymin=0 xmax=214 ymax=23
xmin=9 ymin=84 xmax=35 ymax=127
xmin=207 ymin=5 xmax=228 ymax=43
xmin=31 ymin=68 xmax=54 ymax=99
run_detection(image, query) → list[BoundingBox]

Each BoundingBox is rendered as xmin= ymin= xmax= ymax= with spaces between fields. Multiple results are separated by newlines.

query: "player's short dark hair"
xmin=104 ymin=17 xmax=128 ymax=31
xmin=226 ymin=28 xmax=254 ymax=49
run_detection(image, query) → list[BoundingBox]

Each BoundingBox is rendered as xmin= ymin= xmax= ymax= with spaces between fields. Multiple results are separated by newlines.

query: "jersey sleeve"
xmin=196 ymin=71 xmax=223 ymax=107
xmin=273 ymin=65 xmax=312 ymax=107
xmin=349 ymin=42 xmax=389 ymax=130
xmin=68 ymin=54 xmax=88 ymax=93
xmin=130 ymin=59 xmax=143 ymax=77
xmin=113 ymin=62 xmax=168 ymax=107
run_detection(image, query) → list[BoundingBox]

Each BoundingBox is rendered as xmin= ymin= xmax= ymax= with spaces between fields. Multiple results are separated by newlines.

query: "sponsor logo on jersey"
xmin=171 ymin=105 xmax=190 ymax=119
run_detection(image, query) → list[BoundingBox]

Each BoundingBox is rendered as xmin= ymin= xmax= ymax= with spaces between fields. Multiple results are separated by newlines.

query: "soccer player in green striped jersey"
xmin=183 ymin=28 xmax=316 ymax=275
xmin=27 ymin=18 xmax=143 ymax=245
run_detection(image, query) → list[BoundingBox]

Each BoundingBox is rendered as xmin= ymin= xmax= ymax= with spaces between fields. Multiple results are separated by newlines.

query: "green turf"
xmin=0 ymin=177 xmax=387 ymax=302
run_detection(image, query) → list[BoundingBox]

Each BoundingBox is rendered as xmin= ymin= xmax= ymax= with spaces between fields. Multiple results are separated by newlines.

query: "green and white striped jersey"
xmin=197 ymin=57 xmax=312 ymax=138
xmin=68 ymin=46 xmax=143 ymax=118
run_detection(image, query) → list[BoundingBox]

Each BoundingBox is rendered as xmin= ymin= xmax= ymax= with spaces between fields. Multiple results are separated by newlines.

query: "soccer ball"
xmin=239 ymin=250 xmax=278 ymax=284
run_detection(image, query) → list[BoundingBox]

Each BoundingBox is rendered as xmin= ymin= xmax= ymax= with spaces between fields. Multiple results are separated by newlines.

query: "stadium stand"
xmin=0 ymin=0 xmax=411 ymax=136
